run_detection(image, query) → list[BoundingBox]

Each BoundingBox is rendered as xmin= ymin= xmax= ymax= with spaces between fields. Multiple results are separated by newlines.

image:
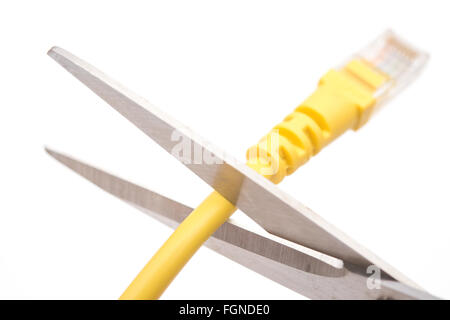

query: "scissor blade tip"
xmin=47 ymin=46 xmax=65 ymax=58
xmin=44 ymin=146 xmax=62 ymax=160
xmin=47 ymin=46 xmax=57 ymax=55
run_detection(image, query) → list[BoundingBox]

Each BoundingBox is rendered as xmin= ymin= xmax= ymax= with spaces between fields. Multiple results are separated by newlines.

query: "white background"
xmin=1 ymin=1 xmax=449 ymax=299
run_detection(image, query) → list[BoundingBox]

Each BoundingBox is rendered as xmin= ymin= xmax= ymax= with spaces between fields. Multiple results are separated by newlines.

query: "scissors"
xmin=45 ymin=44 xmax=438 ymax=300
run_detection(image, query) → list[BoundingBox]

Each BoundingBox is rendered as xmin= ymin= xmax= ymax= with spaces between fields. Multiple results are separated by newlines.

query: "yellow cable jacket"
xmin=119 ymin=191 xmax=237 ymax=300
xmin=119 ymin=163 xmax=279 ymax=300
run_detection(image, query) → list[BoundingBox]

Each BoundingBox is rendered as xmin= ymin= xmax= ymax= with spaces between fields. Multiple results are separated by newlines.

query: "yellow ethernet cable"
xmin=119 ymin=30 xmax=428 ymax=300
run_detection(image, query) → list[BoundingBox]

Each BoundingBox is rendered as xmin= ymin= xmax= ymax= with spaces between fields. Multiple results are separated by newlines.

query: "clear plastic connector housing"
xmin=353 ymin=30 xmax=429 ymax=106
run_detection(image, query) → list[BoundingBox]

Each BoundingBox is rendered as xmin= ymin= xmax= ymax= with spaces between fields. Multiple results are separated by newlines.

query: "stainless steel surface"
xmin=48 ymin=47 xmax=417 ymax=288
xmin=46 ymin=148 xmax=437 ymax=300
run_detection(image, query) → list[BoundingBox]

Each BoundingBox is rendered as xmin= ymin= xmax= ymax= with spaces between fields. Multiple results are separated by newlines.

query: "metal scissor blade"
xmin=47 ymin=47 xmax=416 ymax=288
xmin=44 ymin=148 xmax=341 ymax=277
xmin=45 ymin=148 xmax=436 ymax=300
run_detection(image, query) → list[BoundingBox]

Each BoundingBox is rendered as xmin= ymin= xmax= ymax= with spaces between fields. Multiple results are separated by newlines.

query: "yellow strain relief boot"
xmin=246 ymin=58 xmax=389 ymax=183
